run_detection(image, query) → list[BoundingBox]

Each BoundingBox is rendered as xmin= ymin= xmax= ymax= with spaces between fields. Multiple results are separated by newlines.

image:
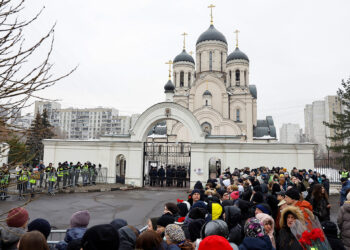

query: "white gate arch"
xmin=130 ymin=102 xmax=205 ymax=143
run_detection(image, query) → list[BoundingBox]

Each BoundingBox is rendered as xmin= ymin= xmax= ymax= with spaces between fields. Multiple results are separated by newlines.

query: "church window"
xmin=235 ymin=69 xmax=240 ymax=86
xmin=236 ymin=109 xmax=240 ymax=121
xmin=174 ymin=73 xmax=177 ymax=87
xmin=188 ymin=73 xmax=191 ymax=86
xmin=199 ymin=53 xmax=201 ymax=72
xmin=209 ymin=51 xmax=213 ymax=71
xmin=205 ymin=100 xmax=208 ymax=106
xmin=229 ymin=71 xmax=232 ymax=86
xmin=220 ymin=52 xmax=223 ymax=71
xmin=158 ymin=145 xmax=162 ymax=154
xmin=180 ymin=71 xmax=184 ymax=87
xmin=244 ymin=70 xmax=247 ymax=85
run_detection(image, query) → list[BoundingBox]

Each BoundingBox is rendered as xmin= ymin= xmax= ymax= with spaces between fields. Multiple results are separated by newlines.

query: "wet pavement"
xmin=0 ymin=190 xmax=341 ymax=229
xmin=0 ymin=189 xmax=188 ymax=229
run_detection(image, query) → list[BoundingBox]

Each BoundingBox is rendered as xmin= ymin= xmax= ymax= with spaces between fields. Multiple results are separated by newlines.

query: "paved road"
xmin=0 ymin=189 xmax=188 ymax=229
xmin=0 ymin=190 xmax=341 ymax=229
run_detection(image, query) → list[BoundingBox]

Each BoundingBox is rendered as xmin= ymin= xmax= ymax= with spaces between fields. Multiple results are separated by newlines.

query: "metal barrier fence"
xmin=314 ymin=158 xmax=345 ymax=184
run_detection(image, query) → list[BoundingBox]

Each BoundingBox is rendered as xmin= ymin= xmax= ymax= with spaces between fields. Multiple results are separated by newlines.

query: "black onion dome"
xmin=196 ymin=25 xmax=227 ymax=45
xmin=173 ymin=49 xmax=195 ymax=64
xmin=203 ymin=90 xmax=212 ymax=96
xmin=227 ymin=47 xmax=249 ymax=62
xmin=164 ymin=80 xmax=175 ymax=93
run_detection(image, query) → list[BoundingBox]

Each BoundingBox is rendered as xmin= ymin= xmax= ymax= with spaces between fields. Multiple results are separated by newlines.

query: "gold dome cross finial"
xmin=189 ymin=51 xmax=193 ymax=56
xmin=208 ymin=4 xmax=215 ymax=25
xmin=165 ymin=60 xmax=173 ymax=80
xmin=181 ymin=32 xmax=188 ymax=50
xmin=234 ymin=29 xmax=240 ymax=48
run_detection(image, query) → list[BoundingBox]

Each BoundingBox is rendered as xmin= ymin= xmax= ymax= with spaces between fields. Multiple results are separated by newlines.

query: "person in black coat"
xmin=321 ymin=221 xmax=346 ymax=250
xmin=321 ymin=175 xmax=330 ymax=195
xmin=224 ymin=205 xmax=243 ymax=245
xmin=158 ymin=166 xmax=165 ymax=187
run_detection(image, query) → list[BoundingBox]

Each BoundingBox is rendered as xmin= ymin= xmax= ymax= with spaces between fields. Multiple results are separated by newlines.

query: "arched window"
xmin=158 ymin=145 xmax=162 ymax=154
xmin=244 ymin=70 xmax=247 ymax=85
xmin=205 ymin=100 xmax=208 ymax=106
xmin=235 ymin=69 xmax=240 ymax=86
xmin=229 ymin=71 xmax=232 ymax=86
xmin=188 ymin=73 xmax=191 ymax=86
xmin=236 ymin=109 xmax=240 ymax=121
xmin=199 ymin=53 xmax=201 ymax=72
xmin=180 ymin=71 xmax=184 ymax=87
xmin=220 ymin=52 xmax=223 ymax=71
xmin=174 ymin=73 xmax=177 ymax=87
xmin=209 ymin=51 xmax=213 ymax=71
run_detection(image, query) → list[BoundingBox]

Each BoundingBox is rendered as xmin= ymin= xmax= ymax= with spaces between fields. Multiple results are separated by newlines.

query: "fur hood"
xmin=280 ymin=205 xmax=305 ymax=228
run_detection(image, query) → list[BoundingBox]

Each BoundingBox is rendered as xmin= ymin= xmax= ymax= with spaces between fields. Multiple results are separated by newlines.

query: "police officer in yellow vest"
xmin=340 ymin=169 xmax=349 ymax=179
xmin=48 ymin=167 xmax=57 ymax=196
xmin=18 ymin=167 xmax=28 ymax=200
xmin=0 ymin=168 xmax=10 ymax=200
xmin=44 ymin=163 xmax=53 ymax=189
xmin=56 ymin=163 xmax=64 ymax=189
xmin=62 ymin=162 xmax=69 ymax=188
xmin=29 ymin=169 xmax=37 ymax=196
xmin=82 ymin=163 xmax=89 ymax=186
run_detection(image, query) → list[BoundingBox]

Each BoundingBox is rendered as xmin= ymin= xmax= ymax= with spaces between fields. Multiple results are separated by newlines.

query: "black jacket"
xmin=224 ymin=206 xmax=243 ymax=245
xmin=277 ymin=227 xmax=303 ymax=250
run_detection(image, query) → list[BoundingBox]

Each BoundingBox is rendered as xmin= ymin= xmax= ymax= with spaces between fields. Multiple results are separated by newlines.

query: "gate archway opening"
xmin=143 ymin=119 xmax=191 ymax=188
xmin=209 ymin=157 xmax=221 ymax=179
xmin=116 ymin=154 xmax=126 ymax=184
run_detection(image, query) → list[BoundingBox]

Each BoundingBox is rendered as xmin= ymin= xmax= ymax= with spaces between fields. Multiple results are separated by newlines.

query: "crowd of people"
xmin=148 ymin=165 xmax=189 ymax=187
xmin=1 ymin=166 xmax=350 ymax=250
xmin=0 ymin=161 xmax=103 ymax=199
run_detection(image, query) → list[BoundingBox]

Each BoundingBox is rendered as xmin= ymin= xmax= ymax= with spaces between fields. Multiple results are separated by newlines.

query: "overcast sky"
xmin=22 ymin=0 xmax=350 ymax=133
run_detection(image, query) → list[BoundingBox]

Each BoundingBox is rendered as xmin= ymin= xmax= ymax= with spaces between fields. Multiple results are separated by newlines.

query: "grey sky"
xmin=23 ymin=0 xmax=350 ymax=132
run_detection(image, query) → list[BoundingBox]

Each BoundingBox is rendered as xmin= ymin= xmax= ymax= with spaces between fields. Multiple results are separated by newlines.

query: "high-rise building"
xmin=279 ymin=123 xmax=302 ymax=143
xmin=304 ymin=95 xmax=341 ymax=156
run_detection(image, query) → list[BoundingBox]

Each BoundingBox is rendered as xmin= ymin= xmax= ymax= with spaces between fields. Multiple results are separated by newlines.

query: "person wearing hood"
xmin=0 ymin=207 xmax=28 ymax=250
xmin=256 ymin=213 xmax=276 ymax=249
xmin=224 ymin=206 xmax=243 ymax=245
xmin=340 ymin=177 xmax=350 ymax=206
xmin=338 ymin=192 xmax=350 ymax=249
xmin=239 ymin=217 xmax=274 ymax=250
xmin=118 ymin=225 xmax=139 ymax=250
xmin=56 ymin=210 xmax=90 ymax=250
xmin=277 ymin=206 xmax=304 ymax=250
xmin=110 ymin=218 xmax=128 ymax=231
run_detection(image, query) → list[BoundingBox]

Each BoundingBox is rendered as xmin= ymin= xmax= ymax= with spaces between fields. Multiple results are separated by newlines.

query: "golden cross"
xmin=234 ymin=29 xmax=240 ymax=48
xmin=165 ymin=60 xmax=173 ymax=80
xmin=181 ymin=32 xmax=188 ymax=50
xmin=189 ymin=51 xmax=193 ymax=56
xmin=208 ymin=4 xmax=215 ymax=25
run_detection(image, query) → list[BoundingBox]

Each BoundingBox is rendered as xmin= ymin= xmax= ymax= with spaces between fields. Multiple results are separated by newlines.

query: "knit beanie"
xmin=177 ymin=203 xmax=189 ymax=217
xmin=192 ymin=201 xmax=207 ymax=211
xmin=244 ymin=217 xmax=265 ymax=238
xmin=188 ymin=219 xmax=205 ymax=242
xmin=198 ymin=235 xmax=233 ymax=250
xmin=157 ymin=214 xmax=175 ymax=227
xmin=252 ymin=192 xmax=264 ymax=203
xmin=110 ymin=218 xmax=127 ymax=232
xmin=81 ymin=224 xmax=119 ymax=250
xmin=70 ymin=210 xmax=90 ymax=228
xmin=285 ymin=188 xmax=300 ymax=201
xmin=165 ymin=224 xmax=186 ymax=243
xmin=230 ymin=191 xmax=239 ymax=200
xmin=189 ymin=207 xmax=206 ymax=220
xmin=321 ymin=221 xmax=338 ymax=237
xmin=6 ymin=207 xmax=29 ymax=228
xmin=28 ymin=218 xmax=51 ymax=239
xmin=191 ymin=189 xmax=201 ymax=196
xmin=255 ymin=203 xmax=272 ymax=215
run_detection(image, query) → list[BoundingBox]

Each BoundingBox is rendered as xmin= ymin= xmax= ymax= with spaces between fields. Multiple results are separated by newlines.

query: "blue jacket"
xmin=55 ymin=227 xmax=87 ymax=250
xmin=341 ymin=180 xmax=350 ymax=206
xmin=239 ymin=235 xmax=275 ymax=250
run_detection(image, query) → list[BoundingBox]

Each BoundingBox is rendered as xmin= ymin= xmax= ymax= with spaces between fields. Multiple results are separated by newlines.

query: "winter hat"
xmin=28 ymin=218 xmax=51 ymax=239
xmin=321 ymin=221 xmax=338 ymax=236
xmin=285 ymin=188 xmax=300 ymax=201
xmin=192 ymin=201 xmax=207 ymax=211
xmin=256 ymin=203 xmax=272 ymax=215
xmin=198 ymin=235 xmax=233 ymax=250
xmin=347 ymin=192 xmax=350 ymax=201
xmin=189 ymin=207 xmax=206 ymax=220
xmin=244 ymin=217 xmax=265 ymax=238
xmin=165 ymin=224 xmax=186 ymax=243
xmin=70 ymin=210 xmax=90 ymax=228
xmin=157 ymin=214 xmax=175 ymax=227
xmin=6 ymin=207 xmax=29 ymax=228
xmin=110 ymin=218 xmax=127 ymax=232
xmin=188 ymin=219 xmax=205 ymax=242
xmin=191 ymin=189 xmax=201 ymax=196
xmin=177 ymin=203 xmax=189 ymax=217
xmin=81 ymin=224 xmax=119 ymax=250
xmin=221 ymin=200 xmax=234 ymax=208
xmin=230 ymin=191 xmax=239 ymax=200
xmin=252 ymin=192 xmax=264 ymax=203
xmin=201 ymin=219 xmax=229 ymax=239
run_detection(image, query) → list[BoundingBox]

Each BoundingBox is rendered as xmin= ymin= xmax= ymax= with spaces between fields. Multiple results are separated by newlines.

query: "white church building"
xmin=43 ymin=6 xmax=314 ymax=187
